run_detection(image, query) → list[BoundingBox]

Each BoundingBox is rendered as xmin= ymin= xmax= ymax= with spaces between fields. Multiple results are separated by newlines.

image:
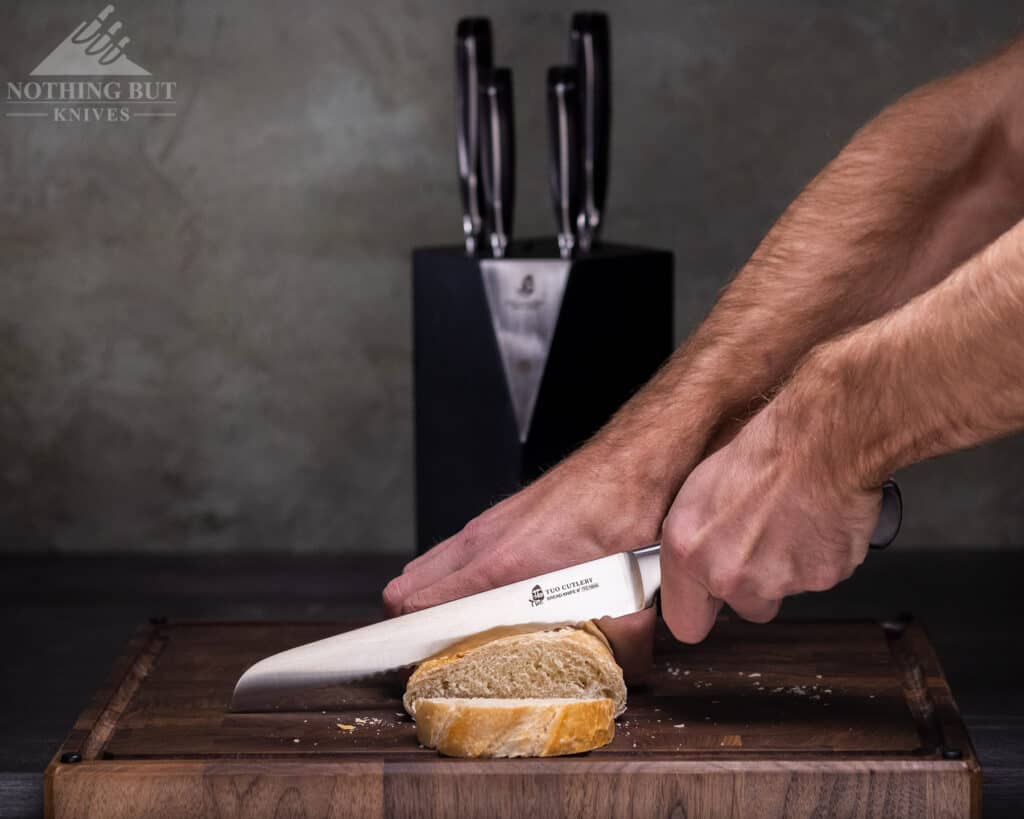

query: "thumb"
xmin=597 ymin=606 xmax=657 ymax=685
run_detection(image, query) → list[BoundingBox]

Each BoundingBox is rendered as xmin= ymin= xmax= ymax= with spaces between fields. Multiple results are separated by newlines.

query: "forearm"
xmin=777 ymin=216 xmax=1024 ymax=489
xmin=586 ymin=38 xmax=1024 ymax=498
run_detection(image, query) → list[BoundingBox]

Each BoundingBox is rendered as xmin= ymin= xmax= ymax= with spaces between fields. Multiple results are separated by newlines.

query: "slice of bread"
xmin=403 ymin=623 xmax=627 ymax=717
xmin=414 ymin=697 xmax=615 ymax=757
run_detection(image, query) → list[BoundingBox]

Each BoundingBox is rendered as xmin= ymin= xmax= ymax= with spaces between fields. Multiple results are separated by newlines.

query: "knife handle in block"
xmin=455 ymin=18 xmax=493 ymax=256
xmin=546 ymin=66 xmax=582 ymax=259
xmin=480 ymin=67 xmax=515 ymax=258
xmin=630 ymin=478 xmax=902 ymax=603
xmin=570 ymin=11 xmax=610 ymax=251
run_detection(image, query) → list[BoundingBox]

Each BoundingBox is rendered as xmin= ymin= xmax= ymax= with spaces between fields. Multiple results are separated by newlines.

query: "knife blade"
xmin=546 ymin=65 xmax=582 ymax=259
xmin=455 ymin=18 xmax=493 ymax=255
xmin=231 ymin=482 xmax=901 ymax=711
xmin=569 ymin=12 xmax=610 ymax=251
xmin=479 ymin=67 xmax=515 ymax=259
xmin=231 ymin=545 xmax=660 ymax=711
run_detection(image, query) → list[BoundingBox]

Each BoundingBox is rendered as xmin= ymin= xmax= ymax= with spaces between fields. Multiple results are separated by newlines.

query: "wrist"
xmin=759 ymin=339 xmax=893 ymax=492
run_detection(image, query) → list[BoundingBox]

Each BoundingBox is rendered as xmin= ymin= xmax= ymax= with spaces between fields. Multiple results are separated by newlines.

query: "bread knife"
xmin=231 ymin=481 xmax=901 ymax=711
xmin=569 ymin=12 xmax=610 ymax=252
xmin=480 ymin=67 xmax=515 ymax=258
xmin=546 ymin=66 xmax=582 ymax=259
xmin=455 ymin=18 xmax=493 ymax=255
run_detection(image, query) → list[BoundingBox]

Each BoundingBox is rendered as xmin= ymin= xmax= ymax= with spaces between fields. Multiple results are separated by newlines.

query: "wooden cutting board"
xmin=45 ymin=619 xmax=980 ymax=819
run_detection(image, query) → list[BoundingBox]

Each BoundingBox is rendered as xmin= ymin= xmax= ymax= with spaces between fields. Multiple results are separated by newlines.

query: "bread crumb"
xmin=337 ymin=723 xmax=356 ymax=732
xmin=816 ymin=674 xmax=823 ymax=680
xmin=292 ymin=738 xmax=300 ymax=744
xmin=747 ymin=672 xmax=761 ymax=678
xmin=674 ymin=723 xmax=686 ymax=728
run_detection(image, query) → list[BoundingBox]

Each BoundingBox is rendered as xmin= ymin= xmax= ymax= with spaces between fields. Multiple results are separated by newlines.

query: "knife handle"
xmin=455 ymin=18 xmax=493 ymax=256
xmin=546 ymin=66 xmax=582 ymax=259
xmin=630 ymin=478 xmax=903 ymax=603
xmin=480 ymin=67 xmax=515 ymax=259
xmin=569 ymin=11 xmax=610 ymax=252
xmin=869 ymin=479 xmax=902 ymax=549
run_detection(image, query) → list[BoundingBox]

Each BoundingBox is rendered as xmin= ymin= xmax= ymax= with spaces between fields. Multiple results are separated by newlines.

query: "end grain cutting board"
xmin=45 ymin=619 xmax=980 ymax=819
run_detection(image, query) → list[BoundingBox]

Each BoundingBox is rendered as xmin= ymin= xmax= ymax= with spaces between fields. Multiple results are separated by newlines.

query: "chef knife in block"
xmin=455 ymin=18 xmax=492 ymax=255
xmin=570 ymin=11 xmax=610 ymax=251
xmin=480 ymin=67 xmax=515 ymax=258
xmin=231 ymin=481 xmax=900 ymax=711
xmin=547 ymin=65 xmax=582 ymax=258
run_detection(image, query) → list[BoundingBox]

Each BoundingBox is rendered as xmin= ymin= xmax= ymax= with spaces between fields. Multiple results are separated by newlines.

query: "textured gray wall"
xmin=1 ymin=0 xmax=1022 ymax=554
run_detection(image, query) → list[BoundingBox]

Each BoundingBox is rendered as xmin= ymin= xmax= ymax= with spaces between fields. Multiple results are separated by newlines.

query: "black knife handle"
xmin=480 ymin=67 xmax=515 ymax=259
xmin=546 ymin=66 xmax=582 ymax=259
xmin=570 ymin=11 xmax=610 ymax=251
xmin=868 ymin=479 xmax=902 ymax=549
xmin=455 ymin=18 xmax=493 ymax=256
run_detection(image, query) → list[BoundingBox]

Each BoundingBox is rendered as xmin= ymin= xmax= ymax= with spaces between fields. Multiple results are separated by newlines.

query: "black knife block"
xmin=413 ymin=239 xmax=673 ymax=552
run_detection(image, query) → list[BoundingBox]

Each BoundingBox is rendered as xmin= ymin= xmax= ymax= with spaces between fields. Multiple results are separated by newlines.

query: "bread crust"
xmin=415 ymin=698 xmax=615 ymax=757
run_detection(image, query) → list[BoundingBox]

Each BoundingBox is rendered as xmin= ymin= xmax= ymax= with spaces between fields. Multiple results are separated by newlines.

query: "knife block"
xmin=413 ymin=239 xmax=673 ymax=552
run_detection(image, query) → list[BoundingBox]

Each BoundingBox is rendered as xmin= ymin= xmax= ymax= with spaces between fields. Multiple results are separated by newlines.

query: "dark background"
xmin=1 ymin=0 xmax=1022 ymax=554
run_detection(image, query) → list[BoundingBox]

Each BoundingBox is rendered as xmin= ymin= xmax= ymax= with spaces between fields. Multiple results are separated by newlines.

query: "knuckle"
xmin=804 ymin=561 xmax=844 ymax=592
xmin=662 ymin=512 xmax=700 ymax=563
xmin=749 ymin=568 xmax=789 ymax=600
xmin=402 ymin=590 xmax=431 ymax=614
xmin=482 ymin=547 xmax=524 ymax=586
xmin=707 ymin=564 xmax=744 ymax=600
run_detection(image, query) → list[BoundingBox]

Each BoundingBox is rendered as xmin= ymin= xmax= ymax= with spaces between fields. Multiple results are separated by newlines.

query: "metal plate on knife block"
xmin=46 ymin=619 xmax=980 ymax=819
xmin=480 ymin=258 xmax=570 ymax=442
xmin=413 ymin=240 xmax=674 ymax=552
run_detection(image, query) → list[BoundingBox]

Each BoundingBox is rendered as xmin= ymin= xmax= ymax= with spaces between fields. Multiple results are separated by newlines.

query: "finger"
xmin=596 ymin=606 xmax=656 ymax=685
xmin=660 ymin=567 xmax=719 ymax=644
xmin=725 ymin=593 xmax=781 ymax=624
xmin=400 ymin=556 xmax=507 ymax=614
xmin=383 ymin=537 xmax=477 ymax=616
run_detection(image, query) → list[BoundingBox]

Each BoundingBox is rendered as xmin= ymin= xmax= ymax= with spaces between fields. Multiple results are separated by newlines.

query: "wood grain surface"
xmin=44 ymin=619 xmax=981 ymax=818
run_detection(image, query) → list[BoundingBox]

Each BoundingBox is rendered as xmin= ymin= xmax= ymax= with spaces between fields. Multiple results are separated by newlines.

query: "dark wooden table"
xmin=2 ymin=548 xmax=1022 ymax=818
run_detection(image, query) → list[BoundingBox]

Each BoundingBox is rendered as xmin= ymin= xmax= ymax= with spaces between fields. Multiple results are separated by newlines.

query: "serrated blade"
xmin=231 ymin=546 xmax=661 ymax=712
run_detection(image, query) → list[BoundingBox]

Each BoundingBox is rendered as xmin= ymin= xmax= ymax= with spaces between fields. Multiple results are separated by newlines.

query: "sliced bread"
xmin=403 ymin=623 xmax=627 ymax=717
xmin=414 ymin=697 xmax=615 ymax=757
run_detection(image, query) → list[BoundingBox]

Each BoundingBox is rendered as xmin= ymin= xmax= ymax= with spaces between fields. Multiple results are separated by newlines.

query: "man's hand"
xmin=382 ymin=446 xmax=675 ymax=680
xmin=659 ymin=398 xmax=881 ymax=644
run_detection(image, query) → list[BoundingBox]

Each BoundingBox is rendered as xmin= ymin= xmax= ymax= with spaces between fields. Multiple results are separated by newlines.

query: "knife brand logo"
xmin=517 ymin=274 xmax=535 ymax=296
xmin=530 ymin=577 xmax=599 ymax=607
xmin=5 ymin=4 xmax=176 ymax=123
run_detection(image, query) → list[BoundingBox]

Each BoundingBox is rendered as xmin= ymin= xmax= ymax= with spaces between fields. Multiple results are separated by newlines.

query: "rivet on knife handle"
xmin=480 ymin=67 xmax=515 ymax=259
xmin=570 ymin=12 xmax=610 ymax=252
xmin=455 ymin=18 xmax=492 ymax=256
xmin=546 ymin=66 xmax=582 ymax=259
